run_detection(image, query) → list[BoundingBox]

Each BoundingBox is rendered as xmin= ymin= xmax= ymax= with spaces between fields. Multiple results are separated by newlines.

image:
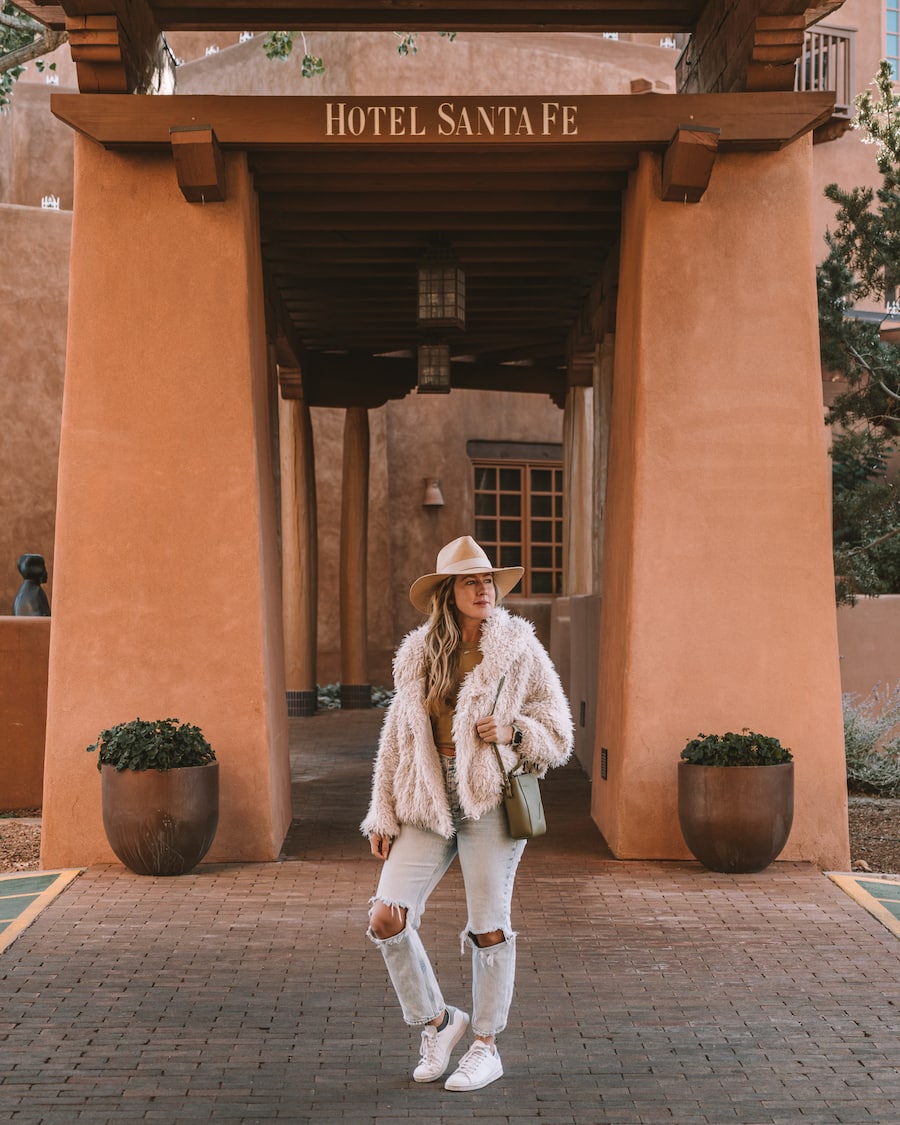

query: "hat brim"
xmin=409 ymin=565 xmax=524 ymax=613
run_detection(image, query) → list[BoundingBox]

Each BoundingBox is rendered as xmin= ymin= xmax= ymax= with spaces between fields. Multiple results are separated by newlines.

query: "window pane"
xmin=889 ymin=33 xmax=899 ymax=57
xmin=889 ymin=11 xmax=898 ymax=32
xmin=471 ymin=454 xmax=562 ymax=599
xmin=531 ymin=571 xmax=552 ymax=594
xmin=500 ymin=467 xmax=521 ymax=491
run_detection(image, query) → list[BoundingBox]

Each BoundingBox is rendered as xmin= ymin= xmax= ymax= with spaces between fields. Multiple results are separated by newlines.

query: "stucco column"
xmin=340 ymin=406 xmax=370 ymax=708
xmin=41 ymin=139 xmax=291 ymax=867
xmin=563 ymin=383 xmax=594 ymax=596
xmin=593 ymin=140 xmax=848 ymax=870
xmin=279 ymin=390 xmax=318 ymax=716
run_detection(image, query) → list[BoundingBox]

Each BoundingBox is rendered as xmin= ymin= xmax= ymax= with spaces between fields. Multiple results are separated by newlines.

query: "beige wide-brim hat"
xmin=409 ymin=535 xmax=524 ymax=613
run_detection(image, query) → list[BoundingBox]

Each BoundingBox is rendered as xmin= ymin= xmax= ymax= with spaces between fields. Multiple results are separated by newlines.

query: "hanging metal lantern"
xmin=417 ymin=343 xmax=452 ymax=393
xmin=417 ymin=250 xmax=465 ymax=331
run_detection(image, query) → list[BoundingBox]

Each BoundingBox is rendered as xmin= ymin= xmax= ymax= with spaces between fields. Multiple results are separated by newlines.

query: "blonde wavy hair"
xmin=423 ymin=574 xmax=500 ymax=717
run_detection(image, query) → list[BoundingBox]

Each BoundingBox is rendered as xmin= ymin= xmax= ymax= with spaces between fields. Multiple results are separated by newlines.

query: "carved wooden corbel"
xmin=66 ymin=15 xmax=129 ymax=94
xmin=170 ymin=126 xmax=227 ymax=203
xmin=66 ymin=2 xmax=173 ymax=94
xmin=661 ymin=125 xmax=720 ymax=203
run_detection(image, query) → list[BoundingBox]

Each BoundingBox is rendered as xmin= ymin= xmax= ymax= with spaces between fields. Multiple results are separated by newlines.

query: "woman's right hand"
xmin=370 ymin=834 xmax=393 ymax=860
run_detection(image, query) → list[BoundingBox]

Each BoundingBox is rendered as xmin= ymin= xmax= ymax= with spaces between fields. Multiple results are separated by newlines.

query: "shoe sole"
xmin=444 ymin=1062 xmax=503 ymax=1091
xmin=412 ymin=1012 xmax=470 ymax=1083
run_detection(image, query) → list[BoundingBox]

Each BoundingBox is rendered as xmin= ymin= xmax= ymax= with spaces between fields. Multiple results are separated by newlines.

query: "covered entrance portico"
xmin=35 ymin=1 xmax=849 ymax=871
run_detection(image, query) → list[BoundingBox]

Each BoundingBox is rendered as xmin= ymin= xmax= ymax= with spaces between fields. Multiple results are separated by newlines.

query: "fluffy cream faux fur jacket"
xmin=361 ymin=607 xmax=573 ymax=840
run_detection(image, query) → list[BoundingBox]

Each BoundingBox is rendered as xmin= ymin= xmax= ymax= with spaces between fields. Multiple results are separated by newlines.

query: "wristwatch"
xmin=510 ymin=723 xmax=524 ymax=748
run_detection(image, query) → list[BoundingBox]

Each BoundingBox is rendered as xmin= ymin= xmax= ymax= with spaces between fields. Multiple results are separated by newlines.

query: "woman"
xmin=362 ymin=535 xmax=573 ymax=1092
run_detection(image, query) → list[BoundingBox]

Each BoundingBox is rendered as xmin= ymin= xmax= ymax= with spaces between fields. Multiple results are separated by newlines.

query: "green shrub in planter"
xmin=87 ymin=718 xmax=216 ymax=772
xmin=87 ymin=718 xmax=219 ymax=875
xmin=678 ymin=729 xmax=794 ymax=872
xmin=680 ymin=730 xmax=793 ymax=768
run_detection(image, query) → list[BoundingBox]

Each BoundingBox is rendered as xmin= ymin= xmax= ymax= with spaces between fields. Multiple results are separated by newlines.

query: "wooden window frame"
xmin=472 ymin=458 xmax=564 ymax=598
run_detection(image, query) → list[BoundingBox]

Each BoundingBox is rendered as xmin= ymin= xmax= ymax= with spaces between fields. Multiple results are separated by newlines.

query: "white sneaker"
xmin=412 ymin=1006 xmax=470 ymax=1082
xmin=444 ymin=1040 xmax=503 ymax=1091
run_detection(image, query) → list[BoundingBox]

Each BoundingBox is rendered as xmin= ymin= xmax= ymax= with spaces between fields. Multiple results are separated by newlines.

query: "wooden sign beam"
xmin=51 ymin=92 xmax=834 ymax=154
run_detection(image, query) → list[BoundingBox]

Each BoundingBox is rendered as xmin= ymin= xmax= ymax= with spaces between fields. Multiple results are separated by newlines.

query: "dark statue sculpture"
xmin=13 ymin=554 xmax=51 ymax=616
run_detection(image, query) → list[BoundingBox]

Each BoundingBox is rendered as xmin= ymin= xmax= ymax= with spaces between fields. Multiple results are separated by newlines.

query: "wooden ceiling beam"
xmin=293 ymin=351 xmax=566 ymax=408
xmin=676 ymin=0 xmax=819 ymax=94
xmin=260 ymin=190 xmax=622 ymax=214
xmin=268 ymin=257 xmax=600 ymax=276
xmin=261 ymin=233 xmax=611 ymax=252
xmin=252 ymin=172 xmax=630 ymax=193
xmin=127 ymin=1 xmax=707 ymax=34
xmin=249 ymin=150 xmax=639 ymax=175
xmin=262 ymin=213 xmax=621 ymax=232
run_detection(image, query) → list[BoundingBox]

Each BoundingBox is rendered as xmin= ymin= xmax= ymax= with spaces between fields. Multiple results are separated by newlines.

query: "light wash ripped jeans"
xmin=368 ymin=755 xmax=527 ymax=1038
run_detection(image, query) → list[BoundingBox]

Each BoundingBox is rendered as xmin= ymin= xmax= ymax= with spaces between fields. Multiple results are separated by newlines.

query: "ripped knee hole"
xmin=368 ymin=899 xmax=408 ymax=939
xmin=470 ymin=930 xmax=505 ymax=948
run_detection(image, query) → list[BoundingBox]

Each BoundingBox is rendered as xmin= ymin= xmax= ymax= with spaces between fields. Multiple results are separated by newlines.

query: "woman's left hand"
xmin=475 ymin=716 xmax=514 ymax=746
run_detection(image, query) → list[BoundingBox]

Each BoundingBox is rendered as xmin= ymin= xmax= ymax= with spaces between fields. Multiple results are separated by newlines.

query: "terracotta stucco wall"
xmin=173 ymin=30 xmax=677 ymax=98
xmin=41 ymin=141 xmax=290 ymax=867
xmin=594 ymin=143 xmax=849 ymax=869
xmin=0 ymin=204 xmax=70 ymax=612
xmin=381 ymin=389 xmax=564 ymax=649
xmin=0 ymin=616 xmax=49 ymax=809
xmin=837 ymin=595 xmax=900 ymax=700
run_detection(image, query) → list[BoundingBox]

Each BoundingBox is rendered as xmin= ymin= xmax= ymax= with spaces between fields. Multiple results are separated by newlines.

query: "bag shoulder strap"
xmin=488 ymin=674 xmax=513 ymax=796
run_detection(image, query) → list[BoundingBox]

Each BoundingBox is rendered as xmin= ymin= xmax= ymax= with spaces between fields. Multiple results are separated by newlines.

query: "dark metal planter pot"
xmin=677 ymin=761 xmax=794 ymax=873
xmin=101 ymin=762 xmax=219 ymax=876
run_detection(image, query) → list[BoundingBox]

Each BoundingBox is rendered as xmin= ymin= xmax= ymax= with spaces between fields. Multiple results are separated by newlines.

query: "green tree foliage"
xmin=818 ymin=61 xmax=900 ymax=604
xmin=0 ymin=6 xmax=456 ymax=104
xmin=0 ymin=1 xmax=62 ymax=109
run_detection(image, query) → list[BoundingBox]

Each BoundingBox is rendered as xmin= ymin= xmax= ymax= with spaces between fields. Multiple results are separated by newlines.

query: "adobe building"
xmin=4 ymin=0 xmax=883 ymax=872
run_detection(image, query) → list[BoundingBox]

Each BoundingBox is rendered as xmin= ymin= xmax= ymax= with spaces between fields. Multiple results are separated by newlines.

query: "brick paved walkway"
xmin=2 ymin=711 xmax=900 ymax=1123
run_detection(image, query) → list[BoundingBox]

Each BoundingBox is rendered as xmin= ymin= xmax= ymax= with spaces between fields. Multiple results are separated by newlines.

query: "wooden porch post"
xmin=594 ymin=335 xmax=615 ymax=595
xmin=563 ymin=383 xmax=594 ymax=596
xmin=279 ymin=391 xmax=318 ymax=716
xmin=340 ymin=406 xmax=371 ymax=708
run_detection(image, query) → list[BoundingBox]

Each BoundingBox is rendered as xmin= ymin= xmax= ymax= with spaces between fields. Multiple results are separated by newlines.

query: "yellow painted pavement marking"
xmin=828 ymin=872 xmax=900 ymax=941
xmin=0 ymin=870 xmax=83 ymax=954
